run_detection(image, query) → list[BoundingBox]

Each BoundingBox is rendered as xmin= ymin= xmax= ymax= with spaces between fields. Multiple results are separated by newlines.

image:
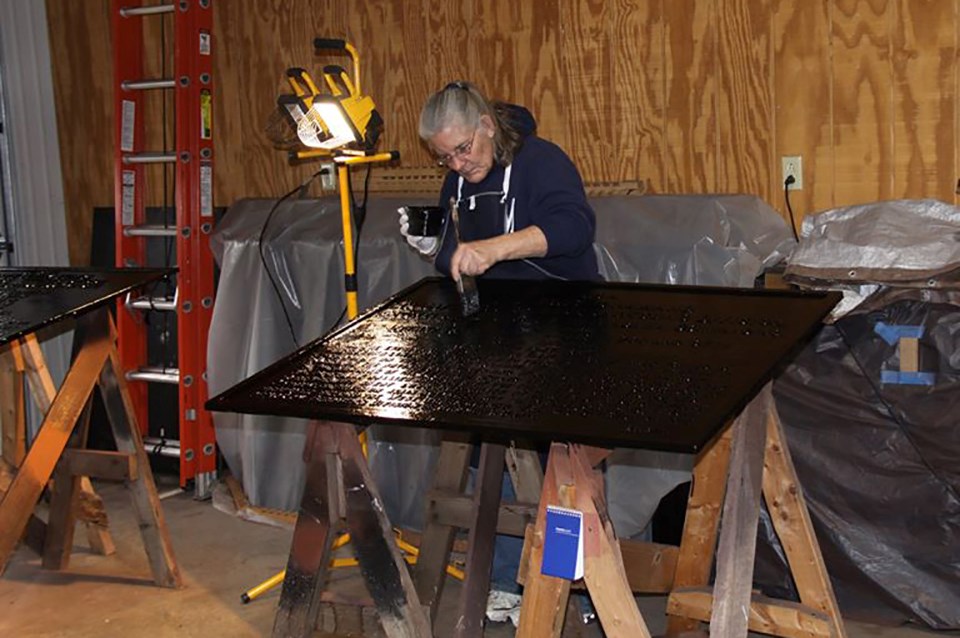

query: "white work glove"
xmin=397 ymin=207 xmax=440 ymax=257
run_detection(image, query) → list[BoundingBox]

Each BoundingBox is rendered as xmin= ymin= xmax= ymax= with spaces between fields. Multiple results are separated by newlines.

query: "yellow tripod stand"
xmin=240 ymin=151 xmax=466 ymax=605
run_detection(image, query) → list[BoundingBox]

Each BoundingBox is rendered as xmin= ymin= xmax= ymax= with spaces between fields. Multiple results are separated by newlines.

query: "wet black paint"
xmin=208 ymin=278 xmax=840 ymax=452
xmin=0 ymin=267 xmax=170 ymax=345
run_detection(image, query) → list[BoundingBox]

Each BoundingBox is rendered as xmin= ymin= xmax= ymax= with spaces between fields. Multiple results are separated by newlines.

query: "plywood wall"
xmin=47 ymin=0 xmax=959 ymax=265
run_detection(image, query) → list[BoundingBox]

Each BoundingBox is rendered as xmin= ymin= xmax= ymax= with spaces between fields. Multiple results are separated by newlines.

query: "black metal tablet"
xmin=0 ymin=267 xmax=171 ymax=345
xmin=208 ymin=278 xmax=839 ymax=452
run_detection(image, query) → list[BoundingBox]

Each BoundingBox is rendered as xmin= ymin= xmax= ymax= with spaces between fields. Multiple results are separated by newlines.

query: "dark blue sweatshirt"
xmin=433 ymin=107 xmax=600 ymax=281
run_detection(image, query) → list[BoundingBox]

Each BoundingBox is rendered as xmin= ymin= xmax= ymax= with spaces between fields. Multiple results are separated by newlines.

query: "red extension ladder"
xmin=112 ymin=0 xmax=217 ymax=497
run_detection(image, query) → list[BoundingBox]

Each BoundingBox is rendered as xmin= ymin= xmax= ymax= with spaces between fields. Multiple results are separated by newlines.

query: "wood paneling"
xmin=773 ymin=1 xmax=834 ymax=219
xmin=45 ymin=1 xmax=960 ymax=265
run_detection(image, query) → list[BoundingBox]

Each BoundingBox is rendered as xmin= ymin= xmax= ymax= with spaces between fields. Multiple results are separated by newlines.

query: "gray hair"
xmin=419 ymin=81 xmax=522 ymax=166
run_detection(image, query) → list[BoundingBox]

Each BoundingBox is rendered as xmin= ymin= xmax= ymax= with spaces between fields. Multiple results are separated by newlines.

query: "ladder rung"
xmin=123 ymin=224 xmax=178 ymax=237
xmin=126 ymin=366 xmax=180 ymax=385
xmin=144 ymin=436 xmax=181 ymax=459
xmin=128 ymin=296 xmax=177 ymax=312
xmin=122 ymin=78 xmax=176 ymax=91
xmin=123 ymin=152 xmax=177 ymax=164
xmin=119 ymin=4 xmax=174 ymax=17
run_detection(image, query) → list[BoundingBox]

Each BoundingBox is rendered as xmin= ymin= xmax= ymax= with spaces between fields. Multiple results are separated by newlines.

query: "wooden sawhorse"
xmin=271 ymin=423 xmax=543 ymax=638
xmin=517 ymin=383 xmax=847 ymax=638
xmin=1 ymin=332 xmax=116 ymax=558
xmin=0 ymin=307 xmax=181 ymax=587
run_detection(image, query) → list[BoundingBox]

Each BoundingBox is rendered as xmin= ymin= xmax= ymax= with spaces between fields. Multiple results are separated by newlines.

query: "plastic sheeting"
xmin=208 ymin=192 xmax=795 ymax=532
xmin=769 ymin=300 xmax=960 ymax=629
xmin=787 ymin=199 xmax=960 ymax=318
xmin=208 ymin=195 xmax=438 ymax=513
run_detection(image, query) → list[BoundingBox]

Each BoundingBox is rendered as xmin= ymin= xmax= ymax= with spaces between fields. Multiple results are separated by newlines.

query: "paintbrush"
xmin=449 ymin=196 xmax=480 ymax=317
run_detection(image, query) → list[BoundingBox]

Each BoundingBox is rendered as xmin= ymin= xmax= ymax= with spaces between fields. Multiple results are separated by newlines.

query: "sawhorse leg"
xmin=517 ymin=443 xmax=651 ymax=638
xmin=413 ymin=435 xmax=543 ymax=637
xmin=666 ymin=383 xmax=847 ymax=638
xmin=273 ymin=420 xmax=431 ymax=638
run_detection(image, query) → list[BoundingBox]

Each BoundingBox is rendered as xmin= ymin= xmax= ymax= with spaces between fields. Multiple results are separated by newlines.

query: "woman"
xmin=400 ymin=81 xmax=600 ymax=283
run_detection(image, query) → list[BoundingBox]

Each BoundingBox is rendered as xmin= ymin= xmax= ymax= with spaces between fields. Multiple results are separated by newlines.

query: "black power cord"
xmin=258 ymin=163 xmax=372 ymax=350
xmin=784 ymin=175 xmax=800 ymax=242
xmin=257 ymin=170 xmax=326 ymax=350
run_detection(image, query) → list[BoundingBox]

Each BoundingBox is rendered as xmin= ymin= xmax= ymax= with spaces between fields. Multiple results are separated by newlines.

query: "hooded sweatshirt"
xmin=433 ymin=105 xmax=600 ymax=281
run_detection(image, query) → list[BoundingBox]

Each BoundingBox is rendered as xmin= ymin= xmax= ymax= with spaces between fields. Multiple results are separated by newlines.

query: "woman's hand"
xmin=449 ymin=226 xmax=548 ymax=281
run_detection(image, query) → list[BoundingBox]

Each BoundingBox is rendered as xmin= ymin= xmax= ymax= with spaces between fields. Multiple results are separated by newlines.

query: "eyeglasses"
xmin=435 ymin=129 xmax=478 ymax=167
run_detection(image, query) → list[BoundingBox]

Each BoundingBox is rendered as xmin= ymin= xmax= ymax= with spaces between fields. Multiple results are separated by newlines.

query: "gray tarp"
xmin=770 ymin=300 xmax=960 ymax=628
xmin=768 ymin=198 xmax=960 ymax=628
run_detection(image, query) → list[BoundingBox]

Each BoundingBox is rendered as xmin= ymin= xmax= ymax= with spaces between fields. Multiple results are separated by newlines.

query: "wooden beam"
xmin=518 ymin=531 xmax=678 ymax=595
xmin=412 ymin=432 xmax=472 ymax=624
xmin=428 ymin=492 xmax=536 ymax=537
xmin=100 ymin=343 xmax=181 ymax=588
xmin=709 ymin=384 xmax=770 ymax=638
xmin=665 ymin=424 xmax=733 ymax=635
xmin=273 ymin=421 xmax=339 ymax=637
xmin=571 ymin=445 xmax=651 ymax=638
xmin=20 ymin=333 xmax=57 ymax=411
xmin=0 ymin=342 xmax=26 ymax=467
xmin=336 ymin=421 xmax=432 ymax=638
xmin=762 ymin=403 xmax=847 ymax=638
xmin=454 ymin=442 xmax=505 ymax=638
xmin=516 ymin=442 xmax=574 ymax=638
xmin=63 ymin=449 xmax=137 ymax=481
xmin=667 ymin=588 xmax=832 ymax=638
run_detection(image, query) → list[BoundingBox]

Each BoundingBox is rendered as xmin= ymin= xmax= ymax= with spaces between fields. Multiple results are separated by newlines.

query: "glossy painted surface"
xmin=208 ymin=278 xmax=840 ymax=452
xmin=0 ymin=268 xmax=170 ymax=345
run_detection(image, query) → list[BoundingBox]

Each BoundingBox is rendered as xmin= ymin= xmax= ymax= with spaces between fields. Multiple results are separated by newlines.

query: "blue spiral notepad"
xmin=541 ymin=505 xmax=584 ymax=580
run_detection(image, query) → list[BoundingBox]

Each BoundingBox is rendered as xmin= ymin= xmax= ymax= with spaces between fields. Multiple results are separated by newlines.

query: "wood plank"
xmin=273 ymin=421 xmax=339 ymax=637
xmin=667 ymin=587 xmax=832 ymax=638
xmin=762 ymin=402 xmax=847 ymax=638
xmin=42 ymin=393 xmax=94 ymax=570
xmin=454 ymin=442 xmax=505 ymax=638
xmin=21 ymin=333 xmax=57 ymax=410
xmin=79 ymin=476 xmax=116 ymax=556
xmin=63 ymin=449 xmax=137 ymax=482
xmin=710 ymin=384 xmax=770 ymax=638
xmin=516 ymin=442 xmax=574 ymax=638
xmin=891 ymin=0 xmax=958 ymax=200
xmin=0 ymin=314 xmax=111 ymax=573
xmin=42 ymin=462 xmax=81 ymax=570
xmin=504 ymin=442 xmax=544 ymax=505
xmin=336 ymin=421 xmax=432 ymax=638
xmin=619 ymin=538 xmax=678 ymax=594
xmin=518 ymin=531 xmax=677 ymax=595
xmin=413 ymin=432 xmax=472 ymax=625
xmin=100 ymin=343 xmax=181 ymax=588
xmin=570 ymin=445 xmax=651 ymax=638
xmin=413 ymin=491 xmax=536 ymax=538
xmin=0 ymin=342 xmax=26 ymax=467
xmin=665 ymin=425 xmax=733 ymax=635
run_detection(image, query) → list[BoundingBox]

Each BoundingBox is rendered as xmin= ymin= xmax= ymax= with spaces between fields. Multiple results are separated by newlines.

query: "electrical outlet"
xmin=781 ymin=155 xmax=803 ymax=190
xmin=320 ymin=162 xmax=336 ymax=190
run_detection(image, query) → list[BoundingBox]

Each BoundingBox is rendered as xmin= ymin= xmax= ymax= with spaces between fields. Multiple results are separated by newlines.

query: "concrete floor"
xmin=0 ymin=477 xmax=954 ymax=638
